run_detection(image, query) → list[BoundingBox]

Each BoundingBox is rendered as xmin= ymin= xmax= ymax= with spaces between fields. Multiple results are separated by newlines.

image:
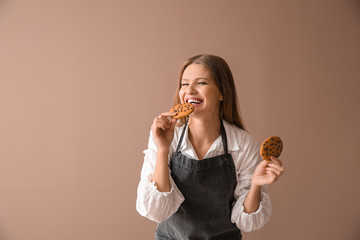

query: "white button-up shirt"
xmin=136 ymin=120 xmax=272 ymax=232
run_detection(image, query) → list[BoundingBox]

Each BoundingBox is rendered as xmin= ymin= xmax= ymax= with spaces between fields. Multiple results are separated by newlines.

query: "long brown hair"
xmin=173 ymin=54 xmax=246 ymax=131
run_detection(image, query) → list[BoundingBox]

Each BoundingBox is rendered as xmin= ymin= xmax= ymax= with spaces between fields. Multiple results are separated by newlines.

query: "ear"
xmin=219 ymin=95 xmax=224 ymax=101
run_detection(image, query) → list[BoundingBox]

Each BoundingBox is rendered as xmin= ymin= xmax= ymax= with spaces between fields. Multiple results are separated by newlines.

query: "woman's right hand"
xmin=151 ymin=112 xmax=178 ymax=151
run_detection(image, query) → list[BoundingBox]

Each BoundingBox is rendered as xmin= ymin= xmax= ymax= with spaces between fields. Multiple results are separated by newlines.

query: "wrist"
xmin=251 ymin=179 xmax=262 ymax=189
xmin=249 ymin=182 xmax=262 ymax=199
xmin=157 ymin=148 xmax=169 ymax=156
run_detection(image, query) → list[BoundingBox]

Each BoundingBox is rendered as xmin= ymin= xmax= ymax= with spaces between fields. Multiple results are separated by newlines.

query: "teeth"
xmin=187 ymin=99 xmax=201 ymax=104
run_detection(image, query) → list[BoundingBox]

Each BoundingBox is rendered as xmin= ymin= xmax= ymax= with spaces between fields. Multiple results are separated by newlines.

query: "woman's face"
xmin=179 ymin=64 xmax=222 ymax=119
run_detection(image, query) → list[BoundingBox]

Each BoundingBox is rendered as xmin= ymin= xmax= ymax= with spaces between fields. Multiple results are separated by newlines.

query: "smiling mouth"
xmin=186 ymin=99 xmax=203 ymax=104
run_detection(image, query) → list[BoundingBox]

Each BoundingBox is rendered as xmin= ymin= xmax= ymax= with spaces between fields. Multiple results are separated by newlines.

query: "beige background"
xmin=1 ymin=0 xmax=360 ymax=239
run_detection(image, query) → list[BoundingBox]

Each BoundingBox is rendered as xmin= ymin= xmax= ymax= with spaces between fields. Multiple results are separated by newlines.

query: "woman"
xmin=136 ymin=54 xmax=285 ymax=240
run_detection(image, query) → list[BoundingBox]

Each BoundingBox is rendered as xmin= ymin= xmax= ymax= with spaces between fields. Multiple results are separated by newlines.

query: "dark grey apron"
xmin=155 ymin=120 xmax=242 ymax=240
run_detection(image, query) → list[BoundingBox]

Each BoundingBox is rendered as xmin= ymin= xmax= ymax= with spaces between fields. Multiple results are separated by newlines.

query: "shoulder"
xmin=223 ymin=120 xmax=259 ymax=152
xmin=223 ymin=120 xmax=262 ymax=175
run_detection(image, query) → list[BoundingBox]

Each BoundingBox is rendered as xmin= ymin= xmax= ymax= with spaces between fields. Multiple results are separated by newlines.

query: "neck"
xmin=187 ymin=116 xmax=221 ymax=144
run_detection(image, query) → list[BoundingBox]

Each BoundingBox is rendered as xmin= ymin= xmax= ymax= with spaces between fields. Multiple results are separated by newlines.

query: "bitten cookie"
xmin=260 ymin=136 xmax=283 ymax=161
xmin=170 ymin=103 xmax=194 ymax=119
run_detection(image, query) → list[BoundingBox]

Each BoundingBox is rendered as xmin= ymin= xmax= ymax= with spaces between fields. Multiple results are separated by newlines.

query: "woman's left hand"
xmin=251 ymin=156 xmax=285 ymax=187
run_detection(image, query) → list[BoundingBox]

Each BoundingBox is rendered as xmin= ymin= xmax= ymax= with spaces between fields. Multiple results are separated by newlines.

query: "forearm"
xmin=243 ymin=183 xmax=262 ymax=213
xmin=151 ymin=149 xmax=171 ymax=192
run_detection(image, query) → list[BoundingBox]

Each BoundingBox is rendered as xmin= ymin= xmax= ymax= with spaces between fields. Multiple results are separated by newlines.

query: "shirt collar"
xmin=178 ymin=119 xmax=241 ymax=156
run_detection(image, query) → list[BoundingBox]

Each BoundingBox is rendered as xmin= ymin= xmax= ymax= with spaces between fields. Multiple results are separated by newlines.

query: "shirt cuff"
xmin=136 ymin=175 xmax=185 ymax=223
xmin=231 ymin=190 xmax=272 ymax=232
xmin=148 ymin=178 xmax=174 ymax=196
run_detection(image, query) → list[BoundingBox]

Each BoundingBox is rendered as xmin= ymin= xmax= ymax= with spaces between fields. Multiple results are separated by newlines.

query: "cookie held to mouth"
xmin=260 ymin=136 xmax=283 ymax=161
xmin=170 ymin=103 xmax=194 ymax=119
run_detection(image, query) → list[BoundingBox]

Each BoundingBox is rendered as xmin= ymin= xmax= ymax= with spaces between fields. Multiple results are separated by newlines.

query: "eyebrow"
xmin=181 ymin=78 xmax=210 ymax=81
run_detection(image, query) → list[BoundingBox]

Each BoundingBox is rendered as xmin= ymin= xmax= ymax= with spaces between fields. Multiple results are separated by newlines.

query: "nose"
xmin=186 ymin=83 xmax=197 ymax=94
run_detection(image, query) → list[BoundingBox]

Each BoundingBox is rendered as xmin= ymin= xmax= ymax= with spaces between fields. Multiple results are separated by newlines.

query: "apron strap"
xmin=220 ymin=120 xmax=228 ymax=155
xmin=175 ymin=118 xmax=188 ymax=154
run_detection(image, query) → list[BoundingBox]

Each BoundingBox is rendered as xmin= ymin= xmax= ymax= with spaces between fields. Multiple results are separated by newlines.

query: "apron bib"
xmin=155 ymin=120 xmax=242 ymax=240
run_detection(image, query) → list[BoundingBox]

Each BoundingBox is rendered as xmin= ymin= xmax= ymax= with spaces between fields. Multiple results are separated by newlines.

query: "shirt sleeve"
xmin=136 ymin=130 xmax=185 ymax=223
xmin=230 ymin=136 xmax=272 ymax=232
